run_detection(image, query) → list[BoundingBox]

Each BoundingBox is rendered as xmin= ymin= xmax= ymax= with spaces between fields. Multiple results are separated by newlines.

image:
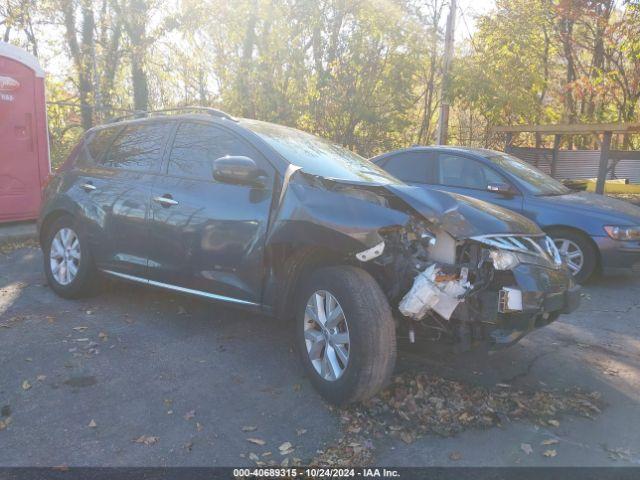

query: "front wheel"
xmin=296 ymin=266 xmax=396 ymax=405
xmin=548 ymin=228 xmax=597 ymax=283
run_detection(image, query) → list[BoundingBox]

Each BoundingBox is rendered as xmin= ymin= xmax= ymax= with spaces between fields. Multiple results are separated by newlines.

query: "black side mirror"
xmin=213 ymin=156 xmax=265 ymax=186
xmin=487 ymin=182 xmax=516 ymax=196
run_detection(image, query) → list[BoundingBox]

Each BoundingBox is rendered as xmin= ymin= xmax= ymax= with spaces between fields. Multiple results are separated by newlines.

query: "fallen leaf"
xmin=0 ymin=417 xmax=12 ymax=430
xmin=399 ymin=431 xmax=414 ymax=444
xmin=543 ymin=449 xmax=557 ymax=458
xmin=98 ymin=332 xmax=108 ymax=341
xmin=247 ymin=438 xmax=266 ymax=446
xmin=541 ymin=439 xmax=559 ymax=446
xmin=184 ymin=410 xmax=196 ymax=420
xmin=21 ymin=380 xmax=31 ymax=390
xmin=449 ymin=451 xmax=463 ymax=461
xmin=293 ymin=384 xmax=301 ymax=392
xmin=73 ymin=326 xmax=88 ymax=332
xmin=88 ymin=419 xmax=97 ymax=428
xmin=242 ymin=425 xmax=257 ymax=432
xmin=36 ymin=375 xmax=46 ymax=382
xmin=281 ymin=457 xmax=290 ymax=467
xmin=496 ymin=383 xmax=510 ymax=388
xmin=249 ymin=453 xmax=260 ymax=462
xmin=521 ymin=443 xmax=533 ymax=455
xmin=547 ymin=419 xmax=560 ymax=427
xmin=279 ymin=442 xmax=294 ymax=454
xmin=196 ymin=422 xmax=203 ymax=432
xmin=296 ymin=428 xmax=307 ymax=436
xmin=134 ymin=435 xmax=159 ymax=445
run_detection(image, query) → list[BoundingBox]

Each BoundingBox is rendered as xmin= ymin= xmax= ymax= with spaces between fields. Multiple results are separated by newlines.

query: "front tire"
xmin=548 ymin=228 xmax=597 ymax=283
xmin=296 ymin=266 xmax=396 ymax=405
xmin=43 ymin=215 xmax=98 ymax=298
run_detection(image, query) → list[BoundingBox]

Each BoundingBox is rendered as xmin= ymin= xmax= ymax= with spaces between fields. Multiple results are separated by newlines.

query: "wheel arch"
xmin=266 ymin=243 xmax=385 ymax=321
xmin=39 ymin=208 xmax=75 ymax=248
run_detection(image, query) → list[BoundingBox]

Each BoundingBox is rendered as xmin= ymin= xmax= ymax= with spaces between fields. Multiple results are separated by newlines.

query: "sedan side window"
xmin=381 ymin=151 xmax=435 ymax=183
xmin=101 ymin=122 xmax=173 ymax=172
xmin=437 ymin=154 xmax=505 ymax=190
xmin=168 ymin=122 xmax=270 ymax=180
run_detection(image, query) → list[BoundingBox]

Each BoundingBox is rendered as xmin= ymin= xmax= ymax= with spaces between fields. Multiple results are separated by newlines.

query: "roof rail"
xmin=108 ymin=106 xmax=237 ymax=123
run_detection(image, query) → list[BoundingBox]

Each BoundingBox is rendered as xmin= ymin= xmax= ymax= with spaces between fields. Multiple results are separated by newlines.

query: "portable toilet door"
xmin=0 ymin=42 xmax=50 ymax=223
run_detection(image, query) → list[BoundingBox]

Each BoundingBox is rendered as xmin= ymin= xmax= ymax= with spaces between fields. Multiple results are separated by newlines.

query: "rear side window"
xmin=101 ymin=122 xmax=173 ymax=172
xmin=381 ymin=151 xmax=435 ymax=183
xmin=168 ymin=122 xmax=269 ymax=179
xmin=87 ymin=127 xmax=120 ymax=163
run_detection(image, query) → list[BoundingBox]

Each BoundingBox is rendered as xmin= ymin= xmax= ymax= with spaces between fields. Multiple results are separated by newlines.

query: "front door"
xmin=147 ymin=121 xmax=275 ymax=305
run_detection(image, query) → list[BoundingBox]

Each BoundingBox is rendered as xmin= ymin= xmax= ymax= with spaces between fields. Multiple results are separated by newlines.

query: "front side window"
xmin=382 ymin=151 xmax=435 ymax=183
xmin=168 ymin=122 xmax=268 ymax=179
xmin=486 ymin=153 xmax=570 ymax=195
xmin=101 ymin=122 xmax=173 ymax=172
xmin=437 ymin=154 xmax=505 ymax=190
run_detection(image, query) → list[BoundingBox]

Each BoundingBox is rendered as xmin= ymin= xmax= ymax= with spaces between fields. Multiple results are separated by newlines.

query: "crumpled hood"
xmin=534 ymin=191 xmax=640 ymax=224
xmin=385 ymin=184 xmax=542 ymax=238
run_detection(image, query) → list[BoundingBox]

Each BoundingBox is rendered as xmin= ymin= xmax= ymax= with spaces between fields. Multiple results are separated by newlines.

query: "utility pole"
xmin=437 ymin=0 xmax=457 ymax=145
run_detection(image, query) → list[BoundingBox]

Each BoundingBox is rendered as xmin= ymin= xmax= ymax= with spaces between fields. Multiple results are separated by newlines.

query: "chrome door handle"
xmin=81 ymin=183 xmax=96 ymax=192
xmin=153 ymin=196 xmax=178 ymax=206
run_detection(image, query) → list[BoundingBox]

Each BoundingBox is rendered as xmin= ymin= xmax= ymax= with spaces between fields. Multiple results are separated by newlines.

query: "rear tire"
xmin=547 ymin=228 xmax=597 ymax=283
xmin=295 ymin=266 xmax=396 ymax=405
xmin=43 ymin=215 xmax=98 ymax=298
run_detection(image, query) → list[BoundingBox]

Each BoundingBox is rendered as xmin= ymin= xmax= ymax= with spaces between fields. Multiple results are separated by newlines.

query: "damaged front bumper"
xmin=393 ymin=232 xmax=581 ymax=350
xmin=481 ymin=263 xmax=581 ymax=347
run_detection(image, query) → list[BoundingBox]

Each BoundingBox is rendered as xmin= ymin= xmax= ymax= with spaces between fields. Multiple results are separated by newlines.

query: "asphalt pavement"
xmin=1 ymin=245 xmax=639 ymax=467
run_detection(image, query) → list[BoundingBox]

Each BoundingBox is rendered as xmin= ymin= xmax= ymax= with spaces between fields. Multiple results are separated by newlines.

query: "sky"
xmin=456 ymin=0 xmax=496 ymax=42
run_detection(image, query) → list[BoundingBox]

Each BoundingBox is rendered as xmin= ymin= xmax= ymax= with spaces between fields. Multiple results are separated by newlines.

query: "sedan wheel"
xmin=50 ymin=227 xmax=81 ymax=286
xmin=304 ymin=290 xmax=350 ymax=381
xmin=554 ymin=238 xmax=584 ymax=276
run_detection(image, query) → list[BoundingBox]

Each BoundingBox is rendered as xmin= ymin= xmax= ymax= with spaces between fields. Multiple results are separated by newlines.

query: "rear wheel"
xmin=43 ymin=215 xmax=98 ymax=298
xmin=296 ymin=266 xmax=396 ymax=405
xmin=548 ymin=228 xmax=597 ymax=283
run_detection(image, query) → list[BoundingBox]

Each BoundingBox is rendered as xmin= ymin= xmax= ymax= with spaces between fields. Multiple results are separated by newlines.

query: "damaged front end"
xmin=369 ymin=223 xmax=581 ymax=349
xmin=266 ymin=169 xmax=579 ymax=350
xmin=345 ymin=186 xmax=581 ymax=350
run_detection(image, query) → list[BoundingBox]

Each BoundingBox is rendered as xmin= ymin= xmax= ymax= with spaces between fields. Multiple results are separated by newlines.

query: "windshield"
xmin=487 ymin=153 xmax=570 ymax=195
xmin=241 ymin=119 xmax=401 ymax=185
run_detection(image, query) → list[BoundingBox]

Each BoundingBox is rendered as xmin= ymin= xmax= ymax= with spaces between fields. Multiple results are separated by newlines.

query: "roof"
xmin=372 ymin=145 xmax=502 ymax=161
xmin=0 ymin=42 xmax=45 ymax=78
xmin=492 ymin=123 xmax=640 ymax=134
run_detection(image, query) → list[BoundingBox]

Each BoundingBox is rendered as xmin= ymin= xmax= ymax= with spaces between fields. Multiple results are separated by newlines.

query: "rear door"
xmin=432 ymin=153 xmax=524 ymax=211
xmin=147 ymin=121 xmax=275 ymax=305
xmin=78 ymin=121 xmax=174 ymax=276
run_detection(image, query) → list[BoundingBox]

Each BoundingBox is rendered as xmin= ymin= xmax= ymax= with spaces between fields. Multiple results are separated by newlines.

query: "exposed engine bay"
xmin=356 ymin=215 xmax=571 ymax=349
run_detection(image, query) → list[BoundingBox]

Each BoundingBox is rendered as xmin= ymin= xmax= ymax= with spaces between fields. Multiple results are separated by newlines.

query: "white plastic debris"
xmin=355 ymin=241 xmax=385 ymax=262
xmin=498 ymin=287 xmax=523 ymax=312
xmin=399 ymin=264 xmax=470 ymax=320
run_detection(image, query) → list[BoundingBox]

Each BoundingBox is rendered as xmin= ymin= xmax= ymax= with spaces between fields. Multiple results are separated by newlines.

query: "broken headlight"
xmin=489 ymin=249 xmax=559 ymax=270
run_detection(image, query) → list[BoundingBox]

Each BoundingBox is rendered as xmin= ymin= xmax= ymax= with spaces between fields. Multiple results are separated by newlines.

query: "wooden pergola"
xmin=492 ymin=123 xmax=640 ymax=194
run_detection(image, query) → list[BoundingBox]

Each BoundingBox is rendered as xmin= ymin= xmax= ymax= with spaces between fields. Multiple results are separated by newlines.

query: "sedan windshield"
xmin=241 ymin=119 xmax=401 ymax=185
xmin=487 ymin=153 xmax=570 ymax=195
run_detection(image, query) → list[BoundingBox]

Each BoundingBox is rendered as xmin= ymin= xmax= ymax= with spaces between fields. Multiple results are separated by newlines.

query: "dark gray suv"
xmin=39 ymin=108 xmax=580 ymax=404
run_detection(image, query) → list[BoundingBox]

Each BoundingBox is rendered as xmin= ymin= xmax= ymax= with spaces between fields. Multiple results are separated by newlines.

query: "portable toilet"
xmin=0 ymin=42 xmax=50 ymax=223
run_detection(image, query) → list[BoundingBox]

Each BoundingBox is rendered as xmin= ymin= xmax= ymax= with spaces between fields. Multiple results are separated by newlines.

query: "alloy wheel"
xmin=303 ymin=290 xmax=350 ymax=381
xmin=50 ymin=227 xmax=81 ymax=285
xmin=554 ymin=237 xmax=584 ymax=276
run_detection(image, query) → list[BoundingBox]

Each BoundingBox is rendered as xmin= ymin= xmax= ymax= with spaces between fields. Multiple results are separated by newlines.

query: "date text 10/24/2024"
xmin=233 ymin=468 xmax=401 ymax=478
